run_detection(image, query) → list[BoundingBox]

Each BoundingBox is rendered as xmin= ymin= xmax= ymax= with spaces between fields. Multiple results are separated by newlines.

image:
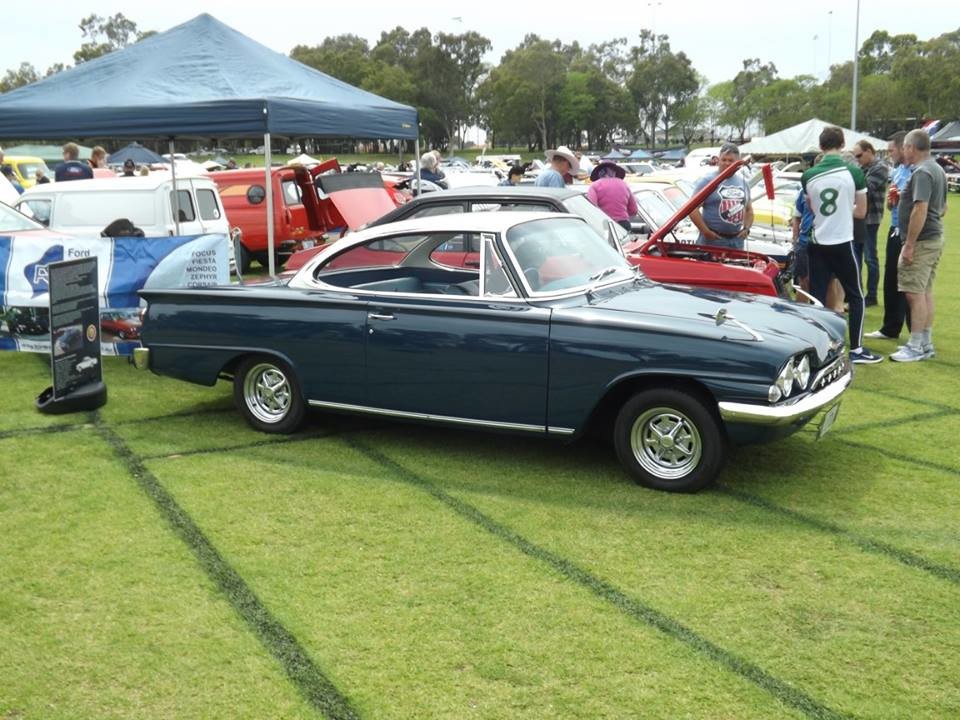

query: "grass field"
xmin=1 ymin=195 xmax=957 ymax=719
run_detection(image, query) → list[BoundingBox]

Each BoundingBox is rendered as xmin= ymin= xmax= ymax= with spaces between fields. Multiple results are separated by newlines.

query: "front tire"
xmin=614 ymin=388 xmax=726 ymax=492
xmin=233 ymin=356 xmax=305 ymax=434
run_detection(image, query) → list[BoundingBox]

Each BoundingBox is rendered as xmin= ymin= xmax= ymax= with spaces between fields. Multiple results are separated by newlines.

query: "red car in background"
xmin=283 ymin=161 xmax=786 ymax=298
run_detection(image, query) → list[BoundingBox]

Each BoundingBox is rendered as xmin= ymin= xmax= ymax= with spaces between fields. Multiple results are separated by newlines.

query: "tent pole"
xmin=169 ymin=138 xmax=180 ymax=236
xmin=414 ymin=135 xmax=421 ymax=195
xmin=265 ymin=132 xmax=275 ymax=277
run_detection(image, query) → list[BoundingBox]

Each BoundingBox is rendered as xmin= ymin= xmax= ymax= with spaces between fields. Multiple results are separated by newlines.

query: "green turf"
xmin=0 ymin=194 xmax=956 ymax=718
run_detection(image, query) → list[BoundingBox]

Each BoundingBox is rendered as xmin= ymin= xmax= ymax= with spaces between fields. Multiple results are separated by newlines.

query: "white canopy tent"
xmin=740 ymin=119 xmax=886 ymax=156
xmin=287 ymin=153 xmax=322 ymax=167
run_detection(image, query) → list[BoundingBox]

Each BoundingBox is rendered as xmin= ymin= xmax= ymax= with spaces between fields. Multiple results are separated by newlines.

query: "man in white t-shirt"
xmin=801 ymin=126 xmax=882 ymax=364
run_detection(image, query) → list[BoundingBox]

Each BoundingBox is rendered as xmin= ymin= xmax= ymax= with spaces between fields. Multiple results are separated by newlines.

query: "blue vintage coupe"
xmin=136 ymin=212 xmax=851 ymax=492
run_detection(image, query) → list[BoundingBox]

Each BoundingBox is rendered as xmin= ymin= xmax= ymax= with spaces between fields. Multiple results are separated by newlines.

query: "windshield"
xmin=503 ymin=217 xmax=635 ymax=295
xmin=0 ymin=201 xmax=45 ymax=232
xmin=562 ymin=194 xmax=629 ymax=243
xmin=633 ymin=189 xmax=676 ymax=228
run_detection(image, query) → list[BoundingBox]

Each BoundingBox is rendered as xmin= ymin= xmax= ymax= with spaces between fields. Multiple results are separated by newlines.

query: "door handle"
xmin=367 ymin=313 xmax=396 ymax=321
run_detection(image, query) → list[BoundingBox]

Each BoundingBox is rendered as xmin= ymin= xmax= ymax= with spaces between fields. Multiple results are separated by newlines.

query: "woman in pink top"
xmin=586 ymin=161 xmax=638 ymax=231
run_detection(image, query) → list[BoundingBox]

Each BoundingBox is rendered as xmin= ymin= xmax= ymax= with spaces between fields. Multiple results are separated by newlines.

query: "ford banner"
xmin=0 ymin=233 xmax=229 ymax=355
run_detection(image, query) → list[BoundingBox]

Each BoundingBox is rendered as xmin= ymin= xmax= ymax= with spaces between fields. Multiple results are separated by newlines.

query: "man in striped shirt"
xmin=801 ymin=126 xmax=883 ymax=364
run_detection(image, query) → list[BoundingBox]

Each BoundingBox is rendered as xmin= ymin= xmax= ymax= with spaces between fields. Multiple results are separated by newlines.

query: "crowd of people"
xmin=526 ymin=128 xmax=948 ymax=366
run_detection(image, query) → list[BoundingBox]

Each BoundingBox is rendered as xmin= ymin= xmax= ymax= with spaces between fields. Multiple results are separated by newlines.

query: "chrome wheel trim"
xmin=630 ymin=406 xmax=702 ymax=480
xmin=243 ymin=362 xmax=293 ymax=424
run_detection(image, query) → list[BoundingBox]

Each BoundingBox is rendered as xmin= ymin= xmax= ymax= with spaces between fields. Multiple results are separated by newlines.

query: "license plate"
xmin=817 ymin=404 xmax=840 ymax=439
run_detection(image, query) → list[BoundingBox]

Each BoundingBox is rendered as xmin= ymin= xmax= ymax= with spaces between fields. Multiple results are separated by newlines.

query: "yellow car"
xmin=4 ymin=155 xmax=51 ymax=189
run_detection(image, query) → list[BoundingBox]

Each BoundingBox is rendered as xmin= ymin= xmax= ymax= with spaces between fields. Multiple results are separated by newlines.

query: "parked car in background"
xmin=99 ymin=310 xmax=142 ymax=340
xmin=210 ymin=160 xmax=404 ymax=273
xmin=136 ymin=212 xmax=850 ymax=493
xmin=4 ymin=155 xmax=51 ymax=189
xmin=14 ymin=174 xmax=230 ymax=240
xmin=283 ymin=185 xmax=784 ymax=297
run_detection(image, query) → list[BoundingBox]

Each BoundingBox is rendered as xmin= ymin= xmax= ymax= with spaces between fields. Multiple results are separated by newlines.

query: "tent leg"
xmin=265 ymin=133 xmax=275 ymax=278
xmin=169 ymin=138 xmax=180 ymax=236
xmin=414 ymin=136 xmax=421 ymax=196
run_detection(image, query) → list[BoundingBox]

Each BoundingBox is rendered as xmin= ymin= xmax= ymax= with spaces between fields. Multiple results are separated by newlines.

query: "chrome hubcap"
xmin=631 ymin=406 xmax=702 ymax=480
xmin=244 ymin=363 xmax=292 ymax=424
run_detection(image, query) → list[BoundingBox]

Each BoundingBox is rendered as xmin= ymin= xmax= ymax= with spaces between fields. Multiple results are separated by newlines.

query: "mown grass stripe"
xmin=833 ymin=408 xmax=957 ymax=436
xmin=847 ymin=386 xmax=960 ymax=413
xmin=717 ymin=485 xmax=960 ymax=585
xmin=837 ymin=438 xmax=960 ymax=478
xmin=0 ymin=422 xmax=91 ymax=441
xmin=140 ymin=429 xmax=337 ymax=461
xmin=346 ymin=437 xmax=848 ymax=720
xmin=94 ymin=417 xmax=360 ymax=720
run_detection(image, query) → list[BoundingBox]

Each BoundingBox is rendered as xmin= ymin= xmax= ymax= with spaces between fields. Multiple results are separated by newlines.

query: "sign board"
xmin=48 ymin=258 xmax=101 ymax=399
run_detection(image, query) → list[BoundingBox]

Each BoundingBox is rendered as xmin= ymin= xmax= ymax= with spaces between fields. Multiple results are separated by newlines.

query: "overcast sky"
xmin=3 ymin=1 xmax=956 ymax=86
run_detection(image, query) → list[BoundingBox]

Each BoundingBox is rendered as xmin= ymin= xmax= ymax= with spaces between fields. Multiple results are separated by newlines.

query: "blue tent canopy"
xmin=655 ymin=148 xmax=687 ymax=161
xmin=0 ymin=14 xmax=418 ymax=140
xmin=106 ymin=142 xmax=165 ymax=165
xmin=602 ymin=149 xmax=628 ymax=159
xmin=628 ymin=149 xmax=653 ymax=160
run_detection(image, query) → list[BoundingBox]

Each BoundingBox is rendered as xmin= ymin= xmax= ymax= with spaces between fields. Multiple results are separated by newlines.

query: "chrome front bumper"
xmin=718 ymin=370 xmax=852 ymax=426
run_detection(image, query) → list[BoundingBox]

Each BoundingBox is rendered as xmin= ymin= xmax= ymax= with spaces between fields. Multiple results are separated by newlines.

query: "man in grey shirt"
xmin=890 ymin=129 xmax=948 ymax=362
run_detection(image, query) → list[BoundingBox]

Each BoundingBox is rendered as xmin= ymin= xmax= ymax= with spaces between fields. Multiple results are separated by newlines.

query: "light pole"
xmin=851 ymin=0 xmax=861 ymax=131
xmin=813 ymin=33 xmax=819 ymax=78
xmin=647 ymin=2 xmax=662 ymax=37
xmin=827 ymin=10 xmax=833 ymax=72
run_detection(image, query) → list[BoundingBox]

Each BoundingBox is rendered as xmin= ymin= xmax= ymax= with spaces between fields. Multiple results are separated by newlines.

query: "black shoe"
xmin=865 ymin=297 xmax=878 ymax=307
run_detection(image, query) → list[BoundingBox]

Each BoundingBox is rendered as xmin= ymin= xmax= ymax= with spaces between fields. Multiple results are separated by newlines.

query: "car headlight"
xmin=768 ymin=353 xmax=812 ymax=403
xmin=794 ymin=354 xmax=811 ymax=390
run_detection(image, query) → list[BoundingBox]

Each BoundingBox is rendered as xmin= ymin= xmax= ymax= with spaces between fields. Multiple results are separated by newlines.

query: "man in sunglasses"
xmin=853 ymin=140 xmax=887 ymax=306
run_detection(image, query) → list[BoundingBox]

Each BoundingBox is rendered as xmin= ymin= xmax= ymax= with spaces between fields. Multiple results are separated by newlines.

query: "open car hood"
xmin=315 ymin=172 xmax=399 ymax=231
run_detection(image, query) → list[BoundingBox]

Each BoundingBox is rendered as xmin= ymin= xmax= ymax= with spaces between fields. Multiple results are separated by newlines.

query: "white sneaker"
xmin=864 ymin=329 xmax=897 ymax=339
xmin=895 ymin=343 xmax=935 ymax=359
xmin=890 ymin=345 xmax=928 ymax=362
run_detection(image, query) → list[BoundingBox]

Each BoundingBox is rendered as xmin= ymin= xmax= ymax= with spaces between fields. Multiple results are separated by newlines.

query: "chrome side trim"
xmin=308 ymin=399 xmax=548 ymax=433
xmin=548 ymin=426 xmax=576 ymax=436
xmin=718 ymin=371 xmax=852 ymax=426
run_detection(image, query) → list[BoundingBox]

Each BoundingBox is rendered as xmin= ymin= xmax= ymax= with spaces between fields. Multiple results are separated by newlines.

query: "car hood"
xmin=573 ymin=281 xmax=845 ymax=361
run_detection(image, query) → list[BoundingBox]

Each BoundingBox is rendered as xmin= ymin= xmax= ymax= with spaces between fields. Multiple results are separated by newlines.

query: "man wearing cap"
xmin=689 ymin=142 xmax=753 ymax=249
xmin=587 ymin=161 xmax=638 ymax=231
xmin=535 ymin=146 xmax=579 ymax=188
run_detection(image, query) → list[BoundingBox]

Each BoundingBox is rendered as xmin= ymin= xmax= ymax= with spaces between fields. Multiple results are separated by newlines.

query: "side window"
xmin=196 ymin=189 xmax=222 ymax=220
xmin=408 ymin=204 xmax=465 ymax=219
xmin=323 ymin=234 xmax=427 ymax=270
xmin=20 ymin=199 xmax=51 ymax=225
xmin=480 ymin=234 xmax=517 ymax=298
xmin=170 ymin=190 xmax=196 ymax=223
xmin=471 ymin=202 xmax=553 ymax=213
xmin=429 ymin=232 xmax=480 ymax=269
xmin=281 ymin=179 xmax=302 ymax=206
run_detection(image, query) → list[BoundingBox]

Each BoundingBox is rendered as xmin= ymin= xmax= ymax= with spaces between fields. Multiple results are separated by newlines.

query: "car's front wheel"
xmin=614 ymin=388 xmax=726 ymax=492
xmin=233 ymin=355 xmax=305 ymax=434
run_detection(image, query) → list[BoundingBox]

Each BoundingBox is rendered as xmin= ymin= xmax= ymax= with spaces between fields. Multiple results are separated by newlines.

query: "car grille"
xmin=810 ymin=355 xmax=848 ymax=392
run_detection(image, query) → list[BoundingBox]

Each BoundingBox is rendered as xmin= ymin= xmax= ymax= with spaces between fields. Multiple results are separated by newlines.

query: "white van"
xmin=15 ymin=174 xmax=230 ymax=239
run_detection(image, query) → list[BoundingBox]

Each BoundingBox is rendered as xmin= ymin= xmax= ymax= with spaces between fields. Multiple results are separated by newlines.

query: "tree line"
xmin=3 ymin=15 xmax=958 ymax=151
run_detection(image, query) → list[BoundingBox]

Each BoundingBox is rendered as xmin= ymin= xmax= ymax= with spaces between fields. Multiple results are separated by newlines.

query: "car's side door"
xmin=363 ymin=232 xmax=551 ymax=429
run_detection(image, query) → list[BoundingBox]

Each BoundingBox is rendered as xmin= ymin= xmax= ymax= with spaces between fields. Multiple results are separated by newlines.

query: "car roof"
xmin=20 ymin=173 xmax=213 ymax=195
xmin=291 ymin=211 xmax=580 ymax=280
xmin=408 ymin=186 xmax=582 ymax=201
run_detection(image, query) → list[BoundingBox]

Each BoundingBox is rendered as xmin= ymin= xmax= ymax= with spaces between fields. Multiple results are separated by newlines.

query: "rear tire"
xmin=234 ymin=236 xmax=253 ymax=274
xmin=613 ymin=387 xmax=726 ymax=492
xmin=233 ymin=355 xmax=305 ymax=434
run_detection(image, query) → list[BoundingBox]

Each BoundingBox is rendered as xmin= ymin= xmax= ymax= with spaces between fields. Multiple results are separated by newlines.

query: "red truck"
xmin=210 ymin=160 xmax=344 ymax=273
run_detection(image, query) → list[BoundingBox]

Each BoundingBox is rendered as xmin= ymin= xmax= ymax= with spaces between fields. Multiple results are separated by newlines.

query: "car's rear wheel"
xmin=613 ymin=388 xmax=726 ymax=492
xmin=233 ymin=355 xmax=305 ymax=434
xmin=234 ymin=236 xmax=253 ymax=274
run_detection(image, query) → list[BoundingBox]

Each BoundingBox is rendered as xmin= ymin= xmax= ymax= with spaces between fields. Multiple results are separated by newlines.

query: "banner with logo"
xmin=0 ymin=233 xmax=228 ymax=355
